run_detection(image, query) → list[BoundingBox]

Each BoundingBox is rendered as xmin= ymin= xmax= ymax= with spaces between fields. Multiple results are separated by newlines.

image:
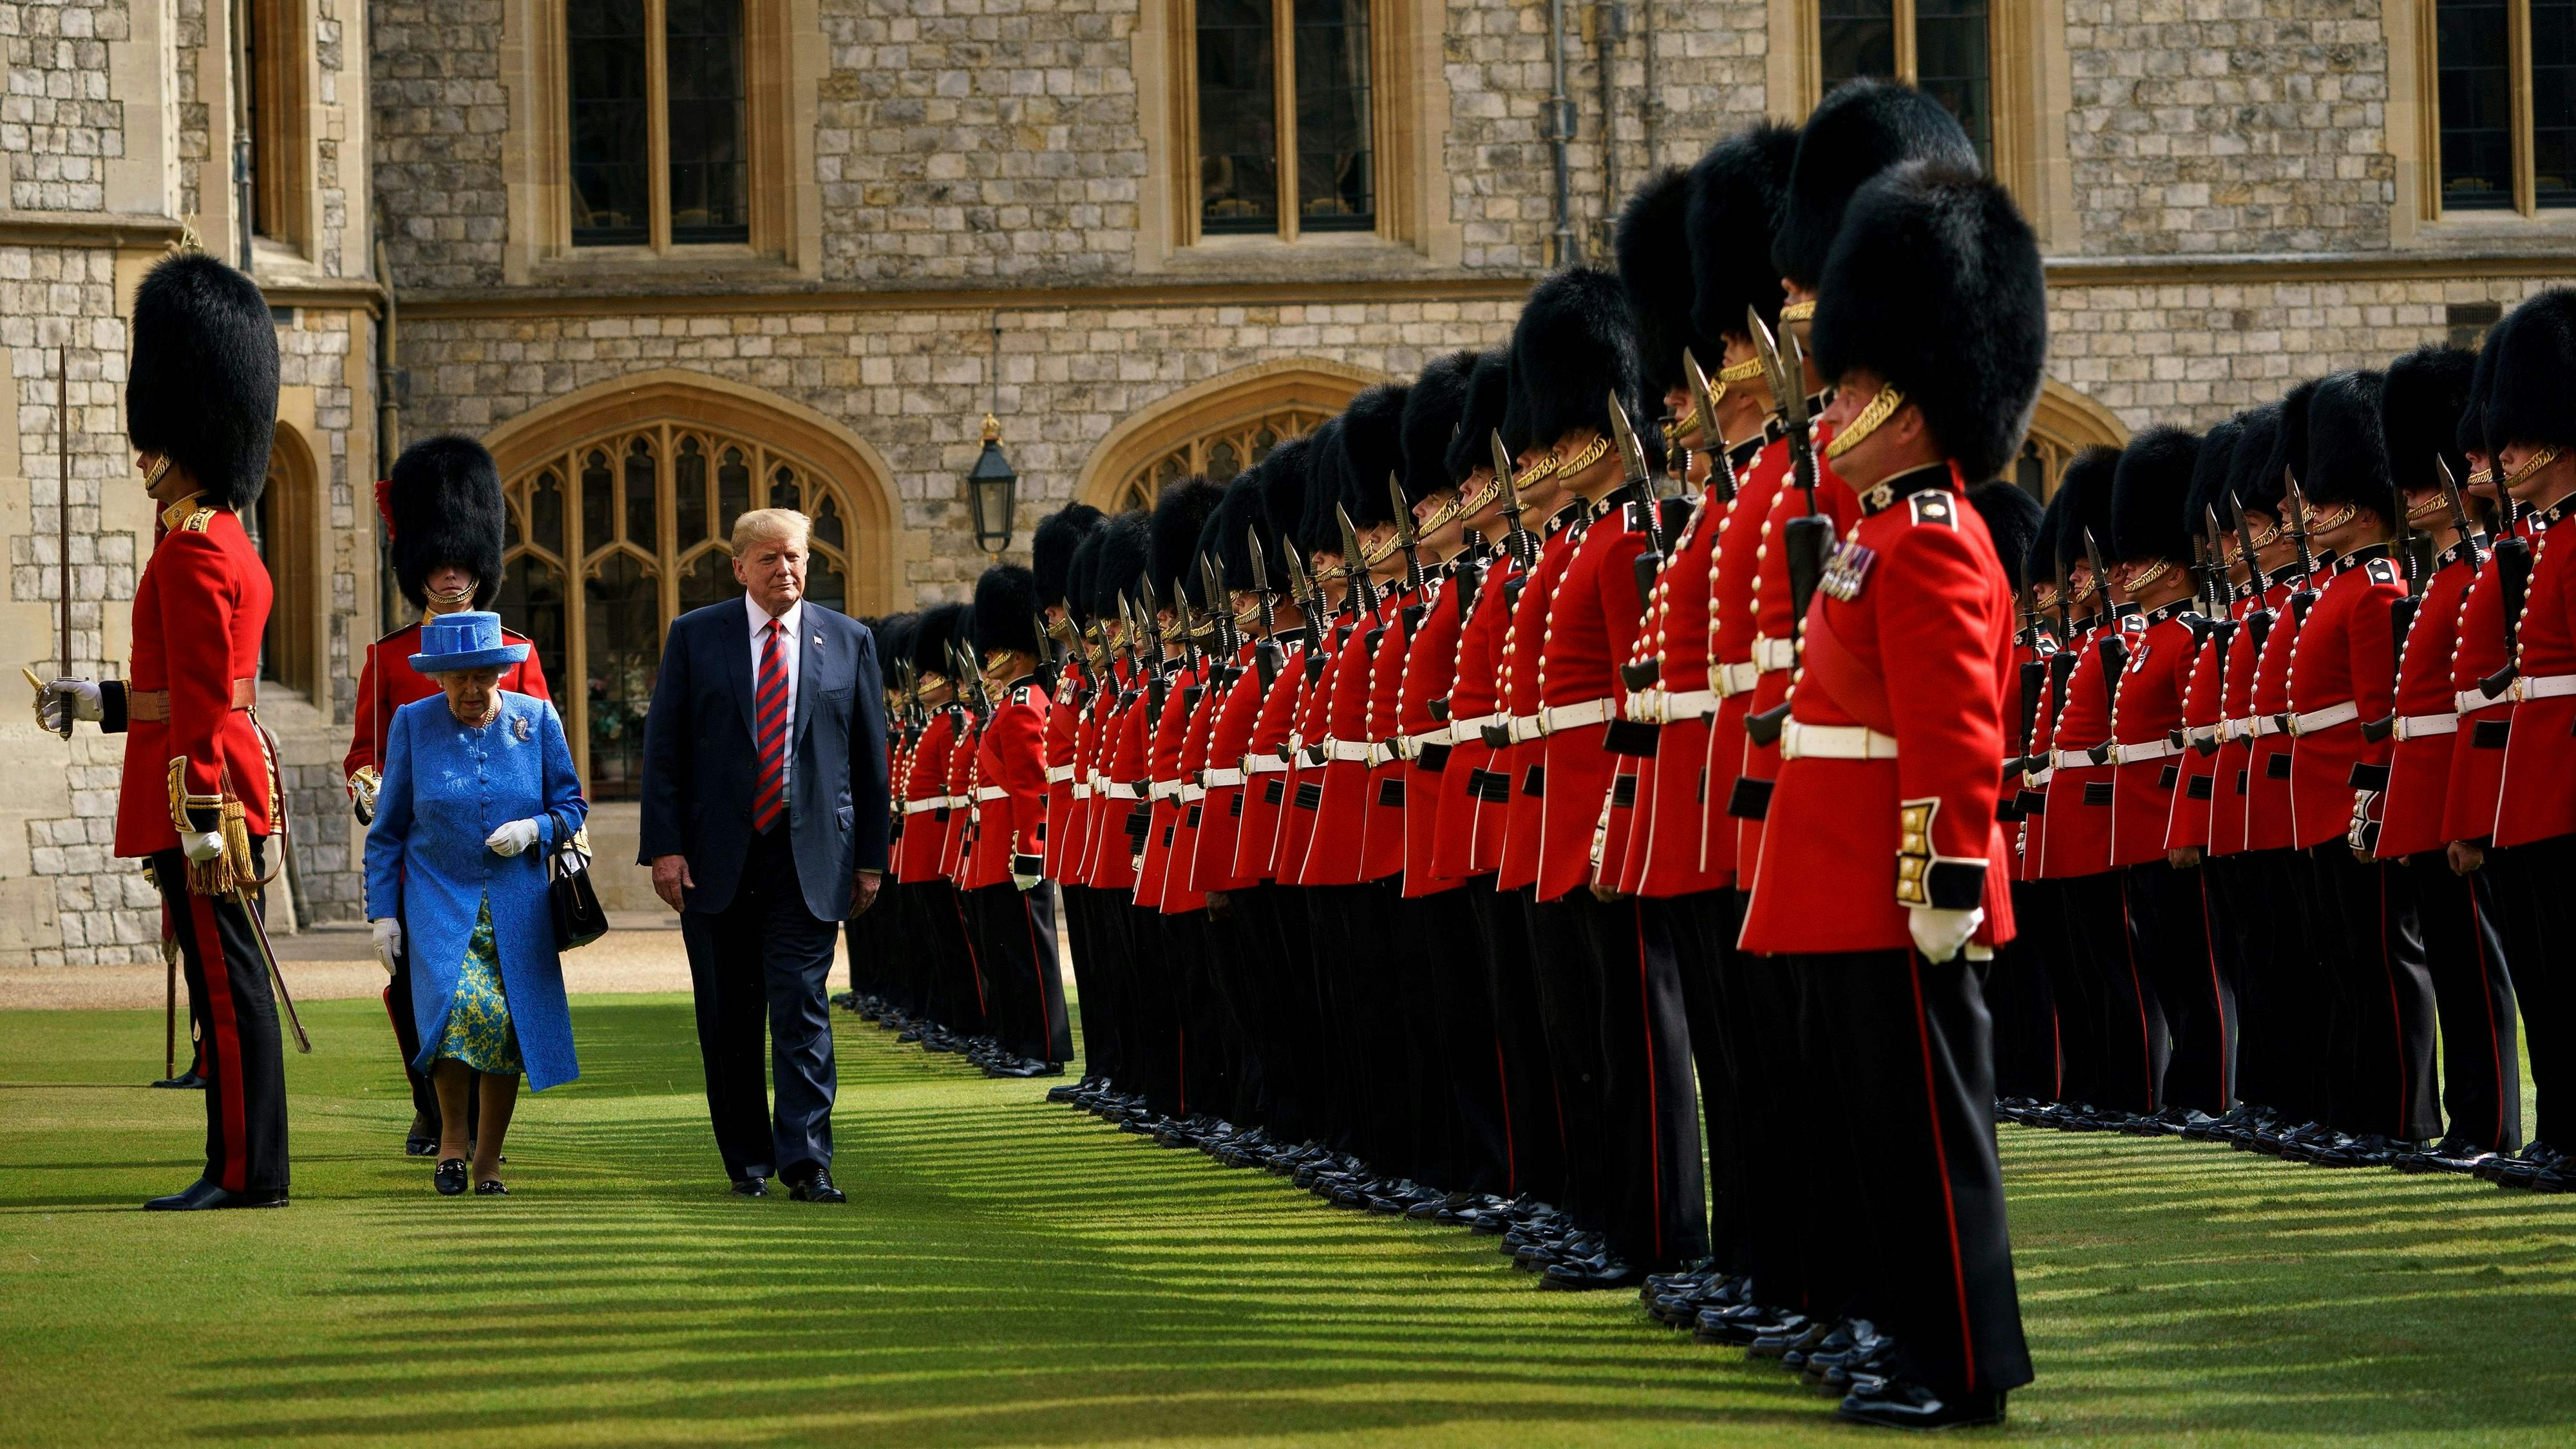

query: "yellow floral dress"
xmin=435 ymin=898 xmax=522 ymax=1075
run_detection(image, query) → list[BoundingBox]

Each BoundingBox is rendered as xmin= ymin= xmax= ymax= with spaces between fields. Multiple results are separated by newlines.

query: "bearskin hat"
xmin=386 ymin=435 xmax=509 ymax=611
xmin=1259 ymin=433 xmax=1314 ymax=554
xmin=2300 ymin=370 xmax=2394 ymax=521
xmin=1772 ymin=80 xmax=1976 ymax=292
xmin=2227 ymin=403 xmax=2286 ymax=522
xmin=1508 ymin=267 xmax=1648 ymax=451
xmin=2108 ymin=427 xmax=2201 ymax=565
xmin=911 ymin=601 xmax=971 ymax=676
xmin=2053 ymin=444 xmax=2123 ymax=574
xmin=876 ymin=612 xmax=918 ymax=677
xmin=2186 ymin=416 xmax=2244 ymax=552
xmin=1615 ymin=166 xmax=1709 ymax=398
xmin=1336 ymin=383 xmax=1408 ymax=528
xmin=1090 ymin=508 xmax=1152 ymax=622
xmin=1063 ymin=526 xmax=1104 ymax=627
xmin=2029 ymin=479 xmax=2068 ymax=590
xmin=1032 ymin=504 xmax=1105 ymax=609
xmin=1445 ymin=350 xmax=1512 ymax=485
xmin=1150 ymin=475 xmax=1224 ymax=605
xmin=2380 ymin=346 xmax=2476 ymax=498
xmin=972 ymin=564 xmax=1043 ymax=659
xmin=2255 ymin=379 xmax=2318 ymax=513
xmin=128 ymin=253 xmax=281 ymax=511
xmin=1298 ymin=416 xmax=1349 ymax=554
xmin=1211 ymin=469 xmax=1270 ymax=592
xmin=1687 ymin=121 xmax=1802 ymax=346
xmin=1809 ymin=163 xmax=2047 ymax=484
xmin=1403 ymin=350 xmax=1479 ymax=502
xmin=2481 ymin=289 xmax=2576 ymax=453
xmin=1968 ymin=480 xmax=2044 ymax=594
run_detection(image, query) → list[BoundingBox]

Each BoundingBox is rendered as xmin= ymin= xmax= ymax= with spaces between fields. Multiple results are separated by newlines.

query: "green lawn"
xmin=3 ymin=996 xmax=2572 ymax=1446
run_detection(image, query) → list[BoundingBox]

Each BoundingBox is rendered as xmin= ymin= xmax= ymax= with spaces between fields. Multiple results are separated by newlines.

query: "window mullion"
xmin=564 ymin=448 xmax=592 ymax=793
xmin=1895 ymin=0 xmax=1919 ymax=83
xmin=2514 ymin=0 xmax=2538 ymax=213
xmin=647 ymin=0 xmax=674 ymax=250
xmin=659 ymin=425 xmax=680 ymax=638
xmin=1275 ymin=0 xmax=1300 ymax=242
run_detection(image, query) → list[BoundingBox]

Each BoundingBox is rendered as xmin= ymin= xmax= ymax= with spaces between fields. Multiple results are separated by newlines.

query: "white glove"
xmin=1012 ymin=853 xmax=1044 ymax=892
xmin=180 ymin=829 xmax=226 ymax=864
xmin=485 ymin=818 xmax=542 ymax=856
xmin=39 ymin=678 xmax=101 ymax=731
xmin=370 ymin=918 xmax=402 ymax=976
xmin=1909 ymin=906 xmax=1984 ymax=964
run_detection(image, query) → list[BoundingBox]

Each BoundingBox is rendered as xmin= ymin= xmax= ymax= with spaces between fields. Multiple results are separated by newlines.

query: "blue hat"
xmin=409 ymin=611 xmax=529 ymax=674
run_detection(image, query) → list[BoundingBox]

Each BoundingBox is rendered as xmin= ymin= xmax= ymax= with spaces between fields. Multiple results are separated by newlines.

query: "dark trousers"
xmin=2307 ymin=846 xmax=2438 ymax=1141
xmin=2033 ymin=878 xmax=2107 ymax=1107
xmin=1057 ymin=884 xmax=1107 ymax=1076
xmin=1466 ymin=876 xmax=1566 ymax=1202
xmin=151 ymin=849 xmax=289 ymax=1195
xmin=2214 ymin=849 xmax=2309 ymax=1117
xmin=679 ymin=827 xmax=840 ymax=1182
xmin=1377 ymin=886 xmax=1452 ymax=1184
xmin=1304 ymin=884 xmax=1398 ymax=1157
xmin=1121 ymin=903 xmax=1187 ymax=1118
xmin=2127 ymin=858 xmax=2237 ymax=1115
xmin=2405 ymin=852 xmax=2521 ymax=1151
xmin=1414 ymin=886 xmax=1513 ymax=1197
xmin=1989 ymin=881 xmax=2064 ymax=1104
xmin=1523 ymin=893 xmax=1612 ymax=1229
xmin=1799 ymin=947 xmax=2034 ymax=1399
xmin=1662 ymin=891 xmax=1743 ymax=1273
xmin=2058 ymin=871 xmax=2166 ymax=1115
xmin=965 ymin=883 xmax=1071 ymax=1063
xmin=2490 ymin=837 xmax=2575 ymax=1146
xmin=1200 ymin=896 xmax=1273 ymax=1129
xmin=1230 ymin=884 xmax=1315 ymax=1141
xmin=1736 ymin=948 xmax=1849 ymax=1318
xmin=1161 ymin=909 xmax=1233 ymax=1120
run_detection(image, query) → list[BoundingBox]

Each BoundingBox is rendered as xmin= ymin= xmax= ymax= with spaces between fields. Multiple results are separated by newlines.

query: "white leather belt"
xmin=1242 ymin=753 xmax=1292 ymax=774
xmin=902 ymin=799 xmax=943 ymax=815
xmin=2219 ymin=716 xmax=2254 ymax=743
xmin=1204 ymin=766 xmax=1245 ymax=786
xmin=2392 ymin=712 xmax=2459 ymax=741
xmin=1454 ymin=712 xmax=1505 ymax=737
xmin=1324 ymin=738 xmax=1374 ymax=763
xmin=2457 ymin=687 xmax=2512 ymax=714
xmin=2519 ymin=672 xmax=2576 ymax=701
xmin=1506 ymin=714 xmax=1546 ymax=744
xmin=2112 ymin=739 xmax=2178 ymax=765
xmin=1045 ymin=764 xmax=1075 ymax=784
xmin=1781 ymin=720 xmax=1899 ymax=761
xmin=2051 ymin=747 xmax=2106 ymax=770
xmin=1180 ymin=784 xmax=1206 ymax=802
xmin=1754 ymin=636 xmax=1797 ymax=672
xmin=1150 ymin=781 xmax=1184 ymax=802
xmin=1102 ymin=782 xmax=1143 ymax=800
xmin=1070 ymin=783 xmax=1092 ymax=800
xmin=943 ymin=794 xmax=967 ymax=809
xmin=2252 ymin=715 xmax=2288 ymax=738
xmin=972 ymin=786 xmax=1006 ymax=802
xmin=1542 ymin=697 xmax=1618 ymax=733
xmin=1714 ymin=660 xmax=1759 ymax=696
xmin=1401 ymin=725 xmax=1452 ymax=757
xmin=2027 ymin=766 xmax=2056 ymax=786
xmin=2184 ymin=723 xmax=2220 ymax=745
xmin=1368 ymin=741 xmax=1396 ymax=766
xmin=1625 ymin=688 xmax=1664 ymax=722
xmin=2286 ymin=700 xmax=2360 ymax=736
xmin=1664 ymin=688 xmax=1718 ymax=720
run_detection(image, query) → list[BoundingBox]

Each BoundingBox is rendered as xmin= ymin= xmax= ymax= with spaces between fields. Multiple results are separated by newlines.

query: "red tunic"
xmin=1231 ymin=637 xmax=1309 ymax=882
xmin=2012 ymin=627 xmax=2061 ymax=882
xmin=1134 ymin=659 xmax=1200 ymax=907
xmin=1708 ymin=439 xmax=1791 ymax=886
xmin=2038 ymin=614 xmax=2130 ymax=879
xmin=110 ymin=499 xmax=275 ymax=855
xmin=894 ymin=711 xmax=958 ymax=884
xmin=2242 ymin=568 xmax=2315 ymax=853
xmin=1396 ymin=567 xmax=1472 ymax=897
xmin=1739 ymin=473 xmax=2016 ymax=953
xmin=1191 ymin=640 xmax=1266 ymax=895
xmin=1159 ymin=656 xmax=1224 ymax=913
xmin=2445 ymin=524 xmax=2524 ymax=844
xmin=1633 ymin=440 xmax=1765 ymax=898
xmin=2288 ymin=547 xmax=2406 ymax=850
xmin=2209 ymin=577 xmax=2292 ymax=857
xmin=1432 ymin=554 xmax=1521 ymax=882
xmin=1300 ymin=600 xmax=1394 ymax=887
xmin=1497 ymin=506 xmax=1591 ymax=893
xmin=2496 ymin=493 xmax=2576 ymax=848
xmin=1536 ymin=488 xmax=1653 ymax=903
xmin=1737 ymin=447 xmax=1861 ymax=891
xmin=2376 ymin=545 xmax=2480 ymax=860
xmin=1092 ymin=687 xmax=1150 ymax=893
xmin=963 ymin=680 xmax=1048 ymax=890
xmin=2108 ymin=602 xmax=2197 ymax=869
xmin=2164 ymin=594 xmax=2240 ymax=854
xmin=1358 ymin=586 xmax=1416 ymax=884
xmin=938 ymin=712 xmax=977 ymax=879
xmin=1041 ymin=664 xmax=1090 ymax=880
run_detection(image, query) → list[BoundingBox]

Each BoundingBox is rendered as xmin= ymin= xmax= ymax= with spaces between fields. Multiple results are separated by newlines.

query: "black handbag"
xmin=545 ymin=810 xmax=608 ymax=952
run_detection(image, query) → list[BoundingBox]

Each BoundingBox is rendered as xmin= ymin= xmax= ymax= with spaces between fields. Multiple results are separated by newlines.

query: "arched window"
xmin=2014 ymin=377 xmax=2131 ymax=500
xmin=1080 ymin=358 xmax=1385 ymax=512
xmin=251 ymin=429 xmax=318 ymax=699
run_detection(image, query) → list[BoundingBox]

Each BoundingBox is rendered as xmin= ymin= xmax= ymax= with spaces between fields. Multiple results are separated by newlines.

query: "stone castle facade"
xmin=3 ymin=0 xmax=2569 ymax=965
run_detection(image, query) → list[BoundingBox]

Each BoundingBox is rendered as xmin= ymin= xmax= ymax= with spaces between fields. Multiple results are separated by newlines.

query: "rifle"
xmin=1607 ymin=393 xmax=1671 ymax=612
xmin=1749 ymin=305 xmax=1833 ymax=636
xmin=2282 ymin=468 xmax=2321 ymax=622
xmin=1490 ymin=430 xmax=1540 ymax=571
xmin=1247 ymin=527 xmax=1284 ymax=688
xmin=1335 ymin=503 xmax=1380 ymax=620
xmin=2437 ymin=457 xmax=2485 ymax=575
xmin=2228 ymin=489 xmax=2276 ymax=654
xmin=2483 ymin=503 xmax=2532 ymax=699
xmin=2083 ymin=528 xmax=2132 ymax=688
xmin=1683 ymin=348 xmax=1736 ymax=504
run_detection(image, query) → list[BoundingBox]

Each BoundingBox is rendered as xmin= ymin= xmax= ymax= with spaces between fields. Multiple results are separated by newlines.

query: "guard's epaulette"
xmin=1906 ymin=490 xmax=1956 ymax=528
xmin=179 ymin=506 xmax=218 ymax=533
xmin=1011 ymin=684 xmax=1034 ymax=706
xmin=2365 ymin=556 xmax=2400 ymax=587
xmin=1623 ymin=499 xmax=1654 ymax=534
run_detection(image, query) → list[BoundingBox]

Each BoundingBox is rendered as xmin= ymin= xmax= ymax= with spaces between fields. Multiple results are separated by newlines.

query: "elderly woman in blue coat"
xmin=365 ymin=612 xmax=587 ymax=1196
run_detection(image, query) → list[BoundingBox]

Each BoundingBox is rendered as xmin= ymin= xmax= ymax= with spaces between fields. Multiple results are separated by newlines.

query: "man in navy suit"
xmin=640 ymin=507 xmax=890 ymax=1202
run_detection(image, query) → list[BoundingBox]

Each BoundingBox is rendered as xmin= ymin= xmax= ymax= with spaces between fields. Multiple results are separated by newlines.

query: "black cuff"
xmin=1926 ymin=859 xmax=1988 ymax=911
xmin=2347 ymin=762 xmax=2391 ymax=791
xmin=184 ymin=806 xmax=222 ymax=835
xmin=1011 ymin=853 xmax=1045 ymax=877
xmin=99 ymin=681 xmax=128 ymax=734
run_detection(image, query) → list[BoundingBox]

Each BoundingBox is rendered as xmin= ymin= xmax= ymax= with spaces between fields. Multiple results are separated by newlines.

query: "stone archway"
xmin=1076 ymin=358 xmax=1392 ymax=513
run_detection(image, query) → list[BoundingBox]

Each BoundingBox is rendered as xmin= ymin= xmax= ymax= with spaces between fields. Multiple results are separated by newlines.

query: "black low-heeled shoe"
xmin=475 ymin=1179 xmax=508 ymax=1196
xmin=404 ymin=1135 xmax=438 ymax=1157
xmin=434 ymin=1158 xmax=468 ymax=1196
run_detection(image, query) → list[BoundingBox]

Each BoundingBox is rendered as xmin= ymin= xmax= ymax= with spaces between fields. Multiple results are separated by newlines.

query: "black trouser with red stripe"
xmin=151 ymin=849 xmax=289 ymax=1195
xmin=1735 ymin=949 xmax=1851 ymax=1318
xmin=1660 ymin=891 xmax=1745 ymax=1274
xmin=2125 ymin=858 xmax=2237 ymax=1115
xmin=1412 ymin=886 xmax=1511 ymax=1197
xmin=2214 ymin=849 xmax=2316 ymax=1120
xmin=964 ymin=883 xmax=1071 ymax=1064
xmin=2307 ymin=845 xmax=2438 ymax=1141
xmin=2058 ymin=870 xmax=2167 ymax=1115
xmin=1465 ymin=877 xmax=1565 ymax=1204
xmin=1797 ymin=946 xmax=2033 ymax=1400
xmin=2489 ymin=836 xmax=2574 ymax=1147
xmin=2402 ymin=852 xmax=2521 ymax=1152
xmin=1989 ymin=881 xmax=2063 ymax=1104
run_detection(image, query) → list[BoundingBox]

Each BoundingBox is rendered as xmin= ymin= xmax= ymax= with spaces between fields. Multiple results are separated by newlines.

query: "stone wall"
xmin=2063 ymin=0 xmax=2395 ymax=256
xmin=369 ymin=0 xmax=508 ymax=289
xmin=0 ymin=0 xmax=130 ymax=212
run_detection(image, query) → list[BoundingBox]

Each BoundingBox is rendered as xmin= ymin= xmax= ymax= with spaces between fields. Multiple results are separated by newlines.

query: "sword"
xmin=1388 ymin=473 xmax=1427 ymax=596
xmin=1336 ymin=502 xmax=1380 ymax=618
xmin=236 ymin=883 xmax=310 ymax=1054
xmin=1491 ymin=430 xmax=1539 ymax=569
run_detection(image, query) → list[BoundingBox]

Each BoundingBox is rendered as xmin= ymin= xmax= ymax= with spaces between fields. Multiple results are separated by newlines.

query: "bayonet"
xmin=1749 ymin=306 xmax=1817 ymax=515
xmin=1491 ymin=430 xmax=1538 ymax=569
xmin=1683 ymin=348 xmax=1734 ymax=503
xmin=1336 ymin=502 xmax=1379 ymax=617
xmin=2437 ymin=457 xmax=2483 ymax=574
xmin=1608 ymin=390 xmax=1654 ymax=497
xmin=1389 ymin=473 xmax=1426 ymax=596
xmin=2282 ymin=468 xmax=2320 ymax=622
xmin=1282 ymin=537 xmax=1324 ymax=655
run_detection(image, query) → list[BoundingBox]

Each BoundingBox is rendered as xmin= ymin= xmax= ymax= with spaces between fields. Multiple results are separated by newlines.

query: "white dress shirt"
xmin=747 ymin=592 xmax=804 ymax=790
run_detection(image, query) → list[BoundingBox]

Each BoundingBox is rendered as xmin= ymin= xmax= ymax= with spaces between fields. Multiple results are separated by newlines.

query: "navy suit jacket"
xmin=638 ymin=598 xmax=890 ymax=921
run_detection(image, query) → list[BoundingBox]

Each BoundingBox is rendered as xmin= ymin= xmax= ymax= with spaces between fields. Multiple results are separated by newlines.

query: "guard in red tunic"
xmin=2470 ymin=290 xmax=2576 ymax=1191
xmin=2371 ymin=346 xmax=2521 ymax=1171
xmin=46 ymin=254 xmax=290 ymax=1210
xmin=347 ymin=436 xmax=553 ymax=1157
xmin=960 ymin=565 xmax=1069 ymax=1075
xmin=2105 ymin=428 xmax=2235 ymax=1126
xmin=1736 ymin=159 xmax=2043 ymax=1429
xmin=1963 ymin=480 xmax=2057 ymax=1112
xmin=2284 ymin=371 xmax=2437 ymax=1159
xmin=1029 ymin=506 xmax=1109 ymax=1099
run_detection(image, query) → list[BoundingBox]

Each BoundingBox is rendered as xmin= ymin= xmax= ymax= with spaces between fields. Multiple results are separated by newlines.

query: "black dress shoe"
xmin=149 ymin=1070 xmax=206 ymax=1090
xmin=789 ymin=1167 xmax=847 ymax=1204
xmin=1837 ymin=1377 xmax=2006 ymax=1430
xmin=404 ymin=1133 xmax=439 ymax=1157
xmin=143 ymin=1177 xmax=287 ymax=1211
xmin=732 ymin=1175 xmax=770 ymax=1198
xmin=475 ymin=1179 xmax=509 ymax=1196
xmin=434 ymin=1159 xmax=469 ymax=1197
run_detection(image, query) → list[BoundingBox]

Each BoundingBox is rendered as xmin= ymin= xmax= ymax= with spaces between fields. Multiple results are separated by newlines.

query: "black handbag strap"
xmin=547 ymin=810 xmax=589 ymax=874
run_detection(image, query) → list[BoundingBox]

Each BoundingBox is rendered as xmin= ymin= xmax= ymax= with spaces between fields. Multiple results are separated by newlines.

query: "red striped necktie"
xmin=753 ymin=618 xmax=789 ymax=831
